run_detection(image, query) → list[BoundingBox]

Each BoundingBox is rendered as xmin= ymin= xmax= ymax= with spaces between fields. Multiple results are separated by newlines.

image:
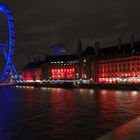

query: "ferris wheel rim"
xmin=0 ymin=3 xmax=17 ymax=79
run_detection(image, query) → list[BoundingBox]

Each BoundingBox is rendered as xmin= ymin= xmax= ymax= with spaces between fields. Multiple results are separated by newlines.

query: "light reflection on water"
xmin=0 ymin=87 xmax=140 ymax=139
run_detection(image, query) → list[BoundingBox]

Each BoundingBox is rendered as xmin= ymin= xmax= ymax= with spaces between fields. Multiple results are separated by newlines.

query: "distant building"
xmin=22 ymin=59 xmax=43 ymax=81
xmin=22 ymin=36 xmax=140 ymax=84
xmin=22 ymin=55 xmax=79 ymax=81
xmin=80 ymin=46 xmax=95 ymax=80
xmin=96 ymin=37 xmax=140 ymax=84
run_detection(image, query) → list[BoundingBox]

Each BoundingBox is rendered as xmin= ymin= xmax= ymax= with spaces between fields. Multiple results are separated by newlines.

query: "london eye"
xmin=0 ymin=3 xmax=17 ymax=80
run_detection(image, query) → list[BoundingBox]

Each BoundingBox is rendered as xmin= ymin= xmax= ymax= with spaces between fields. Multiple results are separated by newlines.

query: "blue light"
xmin=0 ymin=3 xmax=17 ymax=80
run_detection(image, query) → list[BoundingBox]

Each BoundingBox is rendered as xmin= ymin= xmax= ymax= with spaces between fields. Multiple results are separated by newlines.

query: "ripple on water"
xmin=0 ymin=87 xmax=140 ymax=139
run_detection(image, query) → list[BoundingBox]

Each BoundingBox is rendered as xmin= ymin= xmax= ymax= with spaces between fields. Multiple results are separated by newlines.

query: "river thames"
xmin=0 ymin=87 xmax=140 ymax=140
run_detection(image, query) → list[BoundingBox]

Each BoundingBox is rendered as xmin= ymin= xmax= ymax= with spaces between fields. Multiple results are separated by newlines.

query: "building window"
xmin=51 ymin=66 xmax=77 ymax=80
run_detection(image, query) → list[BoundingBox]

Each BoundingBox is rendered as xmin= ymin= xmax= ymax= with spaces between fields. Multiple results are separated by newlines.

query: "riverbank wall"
xmin=10 ymin=82 xmax=140 ymax=91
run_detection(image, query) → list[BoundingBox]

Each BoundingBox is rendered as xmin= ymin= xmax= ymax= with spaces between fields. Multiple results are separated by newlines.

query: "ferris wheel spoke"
xmin=1 ymin=48 xmax=8 ymax=60
xmin=8 ymin=66 xmax=14 ymax=75
xmin=0 ymin=44 xmax=9 ymax=47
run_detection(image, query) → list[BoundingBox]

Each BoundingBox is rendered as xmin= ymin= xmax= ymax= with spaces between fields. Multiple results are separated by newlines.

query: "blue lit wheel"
xmin=0 ymin=3 xmax=17 ymax=80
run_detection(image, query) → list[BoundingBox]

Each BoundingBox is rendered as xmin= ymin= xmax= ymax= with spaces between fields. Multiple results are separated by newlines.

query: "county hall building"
xmin=22 ymin=36 xmax=140 ymax=84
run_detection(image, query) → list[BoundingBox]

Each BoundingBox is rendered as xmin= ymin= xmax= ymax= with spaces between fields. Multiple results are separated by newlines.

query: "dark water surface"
xmin=0 ymin=87 xmax=140 ymax=140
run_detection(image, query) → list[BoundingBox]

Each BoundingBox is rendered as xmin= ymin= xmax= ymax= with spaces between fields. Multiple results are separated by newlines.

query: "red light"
xmin=51 ymin=66 xmax=77 ymax=80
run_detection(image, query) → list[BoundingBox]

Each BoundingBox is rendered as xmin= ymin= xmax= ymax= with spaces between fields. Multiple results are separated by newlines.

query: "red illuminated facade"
xmin=22 ymin=54 xmax=80 ymax=81
xmin=22 ymin=68 xmax=42 ymax=81
xmin=44 ymin=55 xmax=79 ymax=80
xmin=95 ymin=38 xmax=140 ymax=84
xmin=22 ymin=70 xmax=33 ymax=81
xmin=51 ymin=66 xmax=78 ymax=80
xmin=22 ymin=37 xmax=140 ymax=84
xmin=97 ymin=56 xmax=140 ymax=84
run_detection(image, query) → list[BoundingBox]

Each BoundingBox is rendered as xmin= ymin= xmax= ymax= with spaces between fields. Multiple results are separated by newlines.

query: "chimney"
xmin=94 ymin=41 xmax=100 ymax=56
xmin=118 ymin=37 xmax=122 ymax=50
xmin=130 ymin=35 xmax=135 ymax=49
xmin=76 ymin=40 xmax=83 ymax=57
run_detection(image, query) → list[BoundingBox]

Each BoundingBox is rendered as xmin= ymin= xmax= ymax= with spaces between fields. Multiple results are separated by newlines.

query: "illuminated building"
xmin=42 ymin=55 xmax=79 ymax=80
xmin=22 ymin=55 xmax=79 ymax=81
xmin=22 ymin=58 xmax=43 ymax=81
xmin=80 ymin=46 xmax=95 ymax=80
xmin=22 ymin=36 xmax=140 ymax=84
xmin=96 ymin=37 xmax=140 ymax=84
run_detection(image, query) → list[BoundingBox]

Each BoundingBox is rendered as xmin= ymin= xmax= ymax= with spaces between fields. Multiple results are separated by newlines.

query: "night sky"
xmin=1 ymin=0 xmax=140 ymax=71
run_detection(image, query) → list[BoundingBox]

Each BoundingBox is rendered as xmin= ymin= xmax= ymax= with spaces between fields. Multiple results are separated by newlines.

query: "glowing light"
xmin=41 ymin=87 xmax=47 ymax=90
xmin=101 ymin=90 xmax=107 ymax=94
xmin=36 ymin=80 xmax=41 ymax=82
xmin=89 ymin=89 xmax=94 ymax=94
xmin=132 ymin=91 xmax=138 ymax=96
xmin=51 ymin=66 xmax=77 ymax=80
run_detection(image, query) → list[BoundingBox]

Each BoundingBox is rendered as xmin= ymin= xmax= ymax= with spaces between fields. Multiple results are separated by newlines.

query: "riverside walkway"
xmin=96 ymin=117 xmax=140 ymax=140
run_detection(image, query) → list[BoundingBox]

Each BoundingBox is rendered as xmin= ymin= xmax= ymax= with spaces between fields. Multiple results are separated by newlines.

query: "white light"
xmin=41 ymin=87 xmax=47 ymax=90
xmin=26 ymin=86 xmax=34 ymax=89
xmin=132 ymin=91 xmax=138 ymax=96
xmin=89 ymin=90 xmax=94 ymax=94
xmin=36 ymin=80 xmax=41 ymax=82
xmin=101 ymin=90 xmax=107 ymax=94
xmin=116 ymin=91 xmax=121 ymax=95
xmin=123 ymin=79 xmax=127 ymax=82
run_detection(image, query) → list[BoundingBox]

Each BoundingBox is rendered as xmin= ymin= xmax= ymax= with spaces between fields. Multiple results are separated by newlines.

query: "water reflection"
xmin=98 ymin=90 xmax=140 ymax=130
xmin=0 ymin=87 xmax=140 ymax=139
xmin=0 ymin=87 xmax=22 ymax=140
xmin=50 ymin=89 xmax=76 ymax=138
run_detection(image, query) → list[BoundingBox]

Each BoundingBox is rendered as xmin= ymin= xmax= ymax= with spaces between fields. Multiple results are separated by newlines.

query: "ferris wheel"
xmin=0 ymin=3 xmax=17 ymax=80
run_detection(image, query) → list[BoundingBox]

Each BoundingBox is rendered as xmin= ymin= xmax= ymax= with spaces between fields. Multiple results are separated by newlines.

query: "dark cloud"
xmin=0 ymin=0 xmax=140 ymax=71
